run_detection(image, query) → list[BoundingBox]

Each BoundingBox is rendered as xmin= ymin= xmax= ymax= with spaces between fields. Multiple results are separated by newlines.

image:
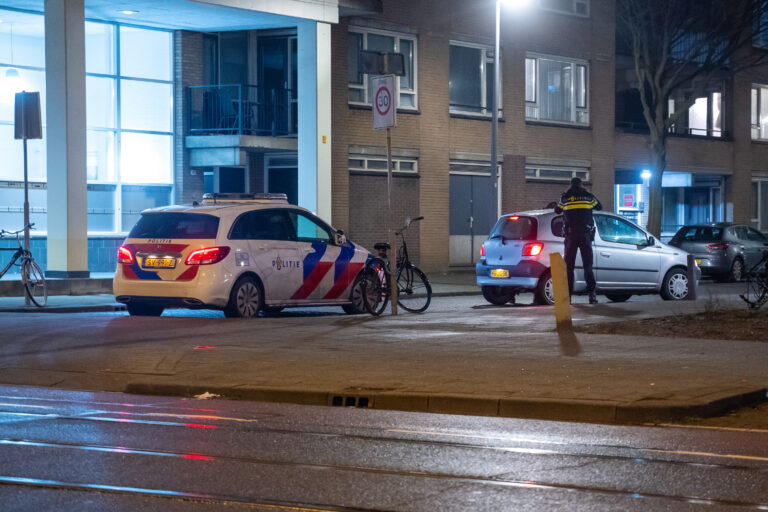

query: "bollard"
xmin=550 ymin=252 xmax=572 ymax=329
xmin=686 ymin=253 xmax=697 ymax=301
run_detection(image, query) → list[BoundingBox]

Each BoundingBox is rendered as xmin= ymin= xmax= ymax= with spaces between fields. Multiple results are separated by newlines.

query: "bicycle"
xmin=740 ymin=250 xmax=768 ymax=309
xmin=362 ymin=216 xmax=432 ymax=315
xmin=0 ymin=224 xmax=47 ymax=307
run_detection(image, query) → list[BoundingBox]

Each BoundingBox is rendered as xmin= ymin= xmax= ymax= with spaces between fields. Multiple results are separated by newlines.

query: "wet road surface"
xmin=1 ymin=385 xmax=767 ymax=511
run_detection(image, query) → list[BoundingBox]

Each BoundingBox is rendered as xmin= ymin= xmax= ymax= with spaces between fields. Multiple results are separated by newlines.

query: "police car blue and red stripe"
xmin=113 ymin=193 xmax=373 ymax=317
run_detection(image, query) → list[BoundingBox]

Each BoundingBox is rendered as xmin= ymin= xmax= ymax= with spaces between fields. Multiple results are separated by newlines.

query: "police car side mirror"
xmin=335 ymin=229 xmax=347 ymax=246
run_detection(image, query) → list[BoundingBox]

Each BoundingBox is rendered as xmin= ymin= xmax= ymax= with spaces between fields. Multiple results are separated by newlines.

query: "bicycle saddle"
xmin=374 ymin=242 xmax=390 ymax=251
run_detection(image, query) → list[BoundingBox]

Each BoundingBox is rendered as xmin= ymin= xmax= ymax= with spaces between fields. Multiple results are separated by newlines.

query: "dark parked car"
xmin=667 ymin=223 xmax=768 ymax=281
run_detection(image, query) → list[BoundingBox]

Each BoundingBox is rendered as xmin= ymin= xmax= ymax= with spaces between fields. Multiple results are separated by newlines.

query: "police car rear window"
xmin=128 ymin=213 xmax=220 ymax=239
xmin=489 ymin=216 xmax=538 ymax=241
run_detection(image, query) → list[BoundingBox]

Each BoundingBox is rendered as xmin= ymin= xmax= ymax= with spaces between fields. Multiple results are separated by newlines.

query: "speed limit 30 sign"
xmin=372 ymin=74 xmax=396 ymax=130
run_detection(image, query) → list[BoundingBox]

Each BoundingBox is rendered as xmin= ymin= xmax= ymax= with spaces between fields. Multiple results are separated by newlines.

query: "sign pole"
xmin=386 ymin=126 xmax=398 ymax=316
xmin=21 ymin=93 xmax=30 ymax=307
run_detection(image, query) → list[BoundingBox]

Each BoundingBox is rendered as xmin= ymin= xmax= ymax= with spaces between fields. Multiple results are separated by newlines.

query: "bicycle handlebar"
xmin=0 ymin=223 xmax=35 ymax=237
xmin=396 ymin=216 xmax=424 ymax=235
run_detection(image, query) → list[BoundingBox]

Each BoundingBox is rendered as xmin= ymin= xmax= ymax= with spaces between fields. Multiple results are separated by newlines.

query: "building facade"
xmin=1 ymin=0 xmax=767 ymax=275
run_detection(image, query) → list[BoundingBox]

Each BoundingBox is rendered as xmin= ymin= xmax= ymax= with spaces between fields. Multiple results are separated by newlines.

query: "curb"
xmin=123 ymin=383 xmax=768 ymax=424
xmin=0 ymin=304 xmax=126 ymax=313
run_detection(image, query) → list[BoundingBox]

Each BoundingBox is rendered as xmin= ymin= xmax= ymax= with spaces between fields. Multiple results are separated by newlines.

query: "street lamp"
xmin=490 ymin=0 xmax=530 ymax=228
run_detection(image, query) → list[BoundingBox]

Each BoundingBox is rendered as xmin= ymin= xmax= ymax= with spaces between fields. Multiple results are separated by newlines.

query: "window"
xmin=289 ymin=211 xmax=333 ymax=243
xmin=752 ymin=85 xmax=768 ymax=140
xmin=594 ymin=215 xmax=647 ymax=245
xmin=349 ymin=155 xmax=418 ymax=174
xmin=490 ymin=216 xmax=538 ymax=241
xmin=449 ymin=42 xmax=497 ymax=116
xmin=230 ymin=210 xmax=292 ymax=240
xmin=539 ymin=0 xmax=589 ymax=17
xmin=525 ymin=54 xmax=588 ymax=125
xmin=668 ymin=92 xmax=723 ymax=138
xmin=348 ymin=28 xmax=417 ymax=109
xmin=525 ymin=166 xmax=589 ymax=182
xmin=751 ymin=179 xmax=768 ymax=232
xmin=129 ymin=213 xmax=219 ymax=239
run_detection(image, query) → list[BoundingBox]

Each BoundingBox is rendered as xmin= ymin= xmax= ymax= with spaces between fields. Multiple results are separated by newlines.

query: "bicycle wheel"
xmin=22 ymin=258 xmax=47 ymax=307
xmin=397 ymin=263 xmax=431 ymax=313
xmin=740 ymin=268 xmax=767 ymax=309
xmin=361 ymin=257 xmax=390 ymax=316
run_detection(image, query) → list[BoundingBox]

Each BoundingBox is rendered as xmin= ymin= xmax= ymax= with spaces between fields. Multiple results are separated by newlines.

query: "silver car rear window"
xmin=672 ymin=226 xmax=723 ymax=243
xmin=490 ymin=216 xmax=538 ymax=241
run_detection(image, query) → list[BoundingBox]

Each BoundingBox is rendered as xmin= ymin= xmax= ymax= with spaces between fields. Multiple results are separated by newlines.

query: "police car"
xmin=113 ymin=193 xmax=373 ymax=317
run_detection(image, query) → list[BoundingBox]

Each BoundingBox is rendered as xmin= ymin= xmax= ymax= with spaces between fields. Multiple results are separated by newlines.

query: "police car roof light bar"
xmin=201 ymin=192 xmax=288 ymax=205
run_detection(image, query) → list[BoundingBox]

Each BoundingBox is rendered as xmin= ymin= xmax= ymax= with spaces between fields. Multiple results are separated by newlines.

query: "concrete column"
xmin=44 ymin=0 xmax=88 ymax=277
xmin=297 ymin=20 xmax=332 ymax=222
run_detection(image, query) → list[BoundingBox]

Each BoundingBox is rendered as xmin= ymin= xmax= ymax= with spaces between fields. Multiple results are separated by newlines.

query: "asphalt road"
xmin=1 ymin=385 xmax=767 ymax=511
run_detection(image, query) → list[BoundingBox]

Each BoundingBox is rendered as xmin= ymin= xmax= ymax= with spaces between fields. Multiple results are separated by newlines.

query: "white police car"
xmin=113 ymin=193 xmax=372 ymax=317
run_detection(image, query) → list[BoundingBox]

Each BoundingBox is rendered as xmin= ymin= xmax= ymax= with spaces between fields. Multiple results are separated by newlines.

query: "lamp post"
xmin=490 ymin=0 xmax=530 ymax=228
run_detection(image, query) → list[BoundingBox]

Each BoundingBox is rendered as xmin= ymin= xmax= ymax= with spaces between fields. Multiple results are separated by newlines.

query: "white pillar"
xmin=44 ymin=0 xmax=89 ymax=277
xmin=297 ymin=20 xmax=332 ymax=222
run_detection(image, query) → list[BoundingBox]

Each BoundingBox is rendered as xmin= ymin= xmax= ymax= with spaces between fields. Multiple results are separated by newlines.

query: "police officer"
xmin=554 ymin=177 xmax=602 ymax=304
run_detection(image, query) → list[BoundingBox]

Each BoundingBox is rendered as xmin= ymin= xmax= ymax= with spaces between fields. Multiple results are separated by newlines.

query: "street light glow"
xmin=641 ymin=169 xmax=652 ymax=179
xmin=501 ymin=0 xmax=532 ymax=9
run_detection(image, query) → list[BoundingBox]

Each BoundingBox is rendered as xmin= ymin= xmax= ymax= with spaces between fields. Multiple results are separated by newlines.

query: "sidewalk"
xmin=0 ymin=270 xmax=764 ymax=426
xmin=0 ymin=268 xmax=481 ymax=312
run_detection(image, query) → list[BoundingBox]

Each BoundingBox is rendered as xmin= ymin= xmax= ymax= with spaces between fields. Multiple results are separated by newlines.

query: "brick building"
xmin=2 ymin=0 xmax=767 ymax=275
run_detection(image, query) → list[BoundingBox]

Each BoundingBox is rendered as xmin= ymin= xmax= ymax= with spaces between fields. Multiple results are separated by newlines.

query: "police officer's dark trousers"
xmin=563 ymin=232 xmax=595 ymax=296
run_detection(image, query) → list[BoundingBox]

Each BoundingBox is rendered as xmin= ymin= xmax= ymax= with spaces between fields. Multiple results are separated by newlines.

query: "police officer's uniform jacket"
xmin=554 ymin=185 xmax=602 ymax=235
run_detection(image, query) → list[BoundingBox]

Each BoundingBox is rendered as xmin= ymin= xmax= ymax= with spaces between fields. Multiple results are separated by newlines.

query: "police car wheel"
xmin=344 ymin=272 xmax=371 ymax=314
xmin=225 ymin=276 xmax=263 ymax=318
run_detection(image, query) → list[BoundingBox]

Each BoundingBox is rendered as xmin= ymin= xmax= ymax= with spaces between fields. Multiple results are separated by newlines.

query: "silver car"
xmin=476 ymin=209 xmax=698 ymax=305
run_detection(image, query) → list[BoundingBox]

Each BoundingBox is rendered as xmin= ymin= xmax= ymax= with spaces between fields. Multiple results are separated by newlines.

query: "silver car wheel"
xmin=544 ymin=277 xmax=555 ymax=304
xmin=236 ymin=281 xmax=261 ymax=317
xmin=667 ymin=272 xmax=688 ymax=300
xmin=731 ymin=258 xmax=744 ymax=281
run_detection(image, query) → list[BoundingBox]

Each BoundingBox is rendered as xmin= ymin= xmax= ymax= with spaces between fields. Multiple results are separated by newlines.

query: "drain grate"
xmin=331 ymin=395 xmax=370 ymax=408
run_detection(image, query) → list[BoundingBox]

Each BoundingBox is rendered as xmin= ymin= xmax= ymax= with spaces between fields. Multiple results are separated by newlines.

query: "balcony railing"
xmin=187 ymin=84 xmax=297 ymax=137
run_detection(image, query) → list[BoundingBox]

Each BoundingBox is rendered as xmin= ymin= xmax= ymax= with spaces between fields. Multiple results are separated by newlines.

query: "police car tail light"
xmin=523 ymin=242 xmax=543 ymax=257
xmin=117 ymin=246 xmax=134 ymax=264
xmin=185 ymin=246 xmax=231 ymax=265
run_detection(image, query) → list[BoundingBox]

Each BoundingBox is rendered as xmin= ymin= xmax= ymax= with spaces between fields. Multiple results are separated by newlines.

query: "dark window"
xmin=747 ymin=227 xmax=766 ymax=242
xmin=551 ymin=216 xmax=565 ymax=238
xmin=229 ymin=210 xmax=293 ymax=241
xmin=594 ymin=215 xmax=647 ymax=245
xmin=734 ymin=226 xmax=749 ymax=240
xmin=672 ymin=226 xmax=723 ymax=243
xmin=490 ymin=216 xmax=538 ymax=241
xmin=129 ymin=213 xmax=220 ymax=239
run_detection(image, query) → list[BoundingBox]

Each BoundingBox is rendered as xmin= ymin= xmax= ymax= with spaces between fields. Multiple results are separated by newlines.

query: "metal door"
xmin=449 ymin=174 xmax=493 ymax=266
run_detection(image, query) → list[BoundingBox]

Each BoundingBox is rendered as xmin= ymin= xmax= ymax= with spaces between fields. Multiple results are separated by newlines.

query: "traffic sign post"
xmin=372 ymin=75 xmax=398 ymax=316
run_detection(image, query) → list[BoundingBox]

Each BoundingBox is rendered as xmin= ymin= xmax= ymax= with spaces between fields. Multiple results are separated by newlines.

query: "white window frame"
xmin=348 ymin=27 xmax=418 ymax=110
xmin=525 ymin=166 xmax=589 ymax=182
xmin=448 ymin=41 xmax=500 ymax=117
xmin=525 ymin=53 xmax=589 ymax=126
xmin=752 ymin=84 xmax=768 ymax=140
xmin=539 ymin=0 xmax=590 ymax=18
xmin=752 ymin=178 xmax=768 ymax=232
xmin=349 ymin=155 xmax=418 ymax=174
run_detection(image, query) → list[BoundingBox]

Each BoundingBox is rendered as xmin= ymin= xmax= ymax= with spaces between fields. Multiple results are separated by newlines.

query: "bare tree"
xmin=616 ymin=0 xmax=768 ymax=236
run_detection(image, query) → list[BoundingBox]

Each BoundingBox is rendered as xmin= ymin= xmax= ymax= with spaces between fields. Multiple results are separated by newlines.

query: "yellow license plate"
xmin=490 ymin=269 xmax=509 ymax=278
xmin=695 ymin=259 xmax=702 ymax=265
xmin=143 ymin=257 xmax=176 ymax=269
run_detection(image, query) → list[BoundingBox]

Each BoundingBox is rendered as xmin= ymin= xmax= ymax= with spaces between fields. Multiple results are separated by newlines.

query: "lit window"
xmin=525 ymin=54 xmax=589 ymax=126
xmin=668 ymin=91 xmax=723 ymax=138
xmin=348 ymin=27 xmax=417 ymax=110
xmin=526 ymin=166 xmax=589 ymax=182
xmin=538 ymin=0 xmax=590 ymax=17
xmin=752 ymin=84 xmax=768 ymax=141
